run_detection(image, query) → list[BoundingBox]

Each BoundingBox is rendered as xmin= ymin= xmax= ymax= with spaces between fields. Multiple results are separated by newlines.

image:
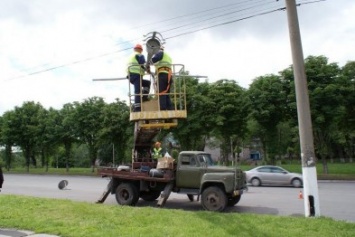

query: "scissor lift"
xmin=129 ymin=64 xmax=187 ymax=168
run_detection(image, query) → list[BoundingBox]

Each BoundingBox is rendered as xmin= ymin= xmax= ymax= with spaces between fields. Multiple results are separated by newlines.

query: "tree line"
xmin=0 ymin=55 xmax=354 ymax=173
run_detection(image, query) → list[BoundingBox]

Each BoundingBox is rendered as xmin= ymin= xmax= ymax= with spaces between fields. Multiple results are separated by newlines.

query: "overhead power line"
xmin=5 ymin=0 xmax=325 ymax=80
xmin=165 ymin=7 xmax=286 ymax=40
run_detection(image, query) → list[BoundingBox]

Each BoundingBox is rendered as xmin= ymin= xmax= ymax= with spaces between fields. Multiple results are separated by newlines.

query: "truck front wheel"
xmin=201 ymin=186 xmax=227 ymax=212
xmin=227 ymin=195 xmax=241 ymax=206
xmin=115 ymin=183 xmax=139 ymax=206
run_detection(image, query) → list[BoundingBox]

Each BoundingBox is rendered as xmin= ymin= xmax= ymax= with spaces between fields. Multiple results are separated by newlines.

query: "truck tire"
xmin=201 ymin=186 xmax=227 ymax=212
xmin=227 ymin=195 xmax=241 ymax=206
xmin=115 ymin=183 xmax=139 ymax=206
xmin=140 ymin=190 xmax=161 ymax=201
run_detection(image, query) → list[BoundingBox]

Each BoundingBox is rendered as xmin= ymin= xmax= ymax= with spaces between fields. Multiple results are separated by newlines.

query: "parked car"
xmin=245 ymin=165 xmax=303 ymax=187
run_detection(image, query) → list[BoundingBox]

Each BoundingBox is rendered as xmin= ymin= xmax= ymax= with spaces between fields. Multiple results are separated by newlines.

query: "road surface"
xmin=1 ymin=174 xmax=354 ymax=223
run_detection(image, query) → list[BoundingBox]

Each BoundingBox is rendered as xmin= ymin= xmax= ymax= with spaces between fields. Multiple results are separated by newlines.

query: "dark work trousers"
xmin=129 ymin=73 xmax=151 ymax=111
xmin=0 ymin=166 xmax=4 ymax=189
xmin=158 ymin=73 xmax=173 ymax=110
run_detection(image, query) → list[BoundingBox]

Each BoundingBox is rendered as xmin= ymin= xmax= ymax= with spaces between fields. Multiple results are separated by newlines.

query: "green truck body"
xmin=97 ymin=151 xmax=247 ymax=212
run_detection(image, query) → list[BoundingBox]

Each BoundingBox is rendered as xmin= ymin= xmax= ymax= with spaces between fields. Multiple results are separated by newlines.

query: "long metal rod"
xmin=92 ymin=78 xmax=127 ymax=81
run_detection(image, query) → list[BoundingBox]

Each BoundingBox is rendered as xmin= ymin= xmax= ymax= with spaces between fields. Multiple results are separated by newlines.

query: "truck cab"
xmin=174 ymin=151 xmax=247 ymax=211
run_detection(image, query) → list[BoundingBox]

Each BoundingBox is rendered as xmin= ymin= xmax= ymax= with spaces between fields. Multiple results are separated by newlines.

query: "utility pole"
xmin=285 ymin=0 xmax=320 ymax=217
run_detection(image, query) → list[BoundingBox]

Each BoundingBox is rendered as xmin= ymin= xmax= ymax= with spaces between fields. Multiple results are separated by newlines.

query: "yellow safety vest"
xmin=153 ymin=148 xmax=162 ymax=159
xmin=154 ymin=52 xmax=172 ymax=74
xmin=127 ymin=52 xmax=145 ymax=75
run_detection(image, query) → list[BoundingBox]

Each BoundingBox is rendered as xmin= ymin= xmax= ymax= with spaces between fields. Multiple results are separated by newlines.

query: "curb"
xmin=0 ymin=229 xmax=60 ymax=237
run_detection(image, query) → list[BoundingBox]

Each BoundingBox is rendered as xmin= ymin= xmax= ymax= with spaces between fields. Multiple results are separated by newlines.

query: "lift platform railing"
xmin=128 ymin=63 xmax=187 ymax=130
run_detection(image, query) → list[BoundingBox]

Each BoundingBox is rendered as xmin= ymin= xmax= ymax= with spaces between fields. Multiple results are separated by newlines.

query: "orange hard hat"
xmin=134 ymin=44 xmax=143 ymax=50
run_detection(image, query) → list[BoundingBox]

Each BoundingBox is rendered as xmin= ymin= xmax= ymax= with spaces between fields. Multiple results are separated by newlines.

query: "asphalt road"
xmin=1 ymin=174 xmax=355 ymax=223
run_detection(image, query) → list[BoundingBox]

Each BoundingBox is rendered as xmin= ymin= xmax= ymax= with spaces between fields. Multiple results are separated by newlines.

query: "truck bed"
xmin=98 ymin=167 xmax=176 ymax=183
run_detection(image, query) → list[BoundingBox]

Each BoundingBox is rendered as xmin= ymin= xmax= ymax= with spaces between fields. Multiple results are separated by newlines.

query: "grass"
xmin=3 ymin=167 xmax=97 ymax=176
xmin=0 ymin=195 xmax=355 ymax=237
xmin=4 ymin=162 xmax=355 ymax=180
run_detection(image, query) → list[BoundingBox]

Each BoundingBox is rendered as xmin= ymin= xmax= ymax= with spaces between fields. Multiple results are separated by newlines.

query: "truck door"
xmin=176 ymin=155 xmax=204 ymax=188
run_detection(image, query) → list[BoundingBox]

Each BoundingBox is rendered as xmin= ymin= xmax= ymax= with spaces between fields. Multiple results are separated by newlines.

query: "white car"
xmin=245 ymin=165 xmax=303 ymax=187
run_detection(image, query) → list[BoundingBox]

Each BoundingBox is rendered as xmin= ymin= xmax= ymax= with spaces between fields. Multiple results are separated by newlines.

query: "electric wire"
xmin=4 ymin=0 xmax=325 ymax=80
xmin=165 ymin=7 xmax=286 ymax=40
xmin=159 ymin=0 xmax=276 ymax=34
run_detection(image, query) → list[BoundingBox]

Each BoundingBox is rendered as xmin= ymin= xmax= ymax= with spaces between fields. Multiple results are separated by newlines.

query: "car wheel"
xmin=291 ymin=178 xmax=302 ymax=188
xmin=115 ymin=183 xmax=139 ymax=206
xmin=251 ymin=178 xmax=261 ymax=187
xmin=201 ymin=186 xmax=227 ymax=212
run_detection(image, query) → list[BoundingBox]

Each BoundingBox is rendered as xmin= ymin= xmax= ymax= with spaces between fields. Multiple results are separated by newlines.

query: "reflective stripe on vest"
xmin=127 ymin=52 xmax=144 ymax=75
xmin=154 ymin=52 xmax=172 ymax=74
xmin=153 ymin=148 xmax=162 ymax=159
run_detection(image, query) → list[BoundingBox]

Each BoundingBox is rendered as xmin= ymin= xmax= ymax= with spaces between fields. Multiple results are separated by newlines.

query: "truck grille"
xmin=235 ymin=168 xmax=246 ymax=190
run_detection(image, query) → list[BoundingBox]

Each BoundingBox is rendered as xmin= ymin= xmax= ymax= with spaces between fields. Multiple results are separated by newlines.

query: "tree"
xmin=72 ymin=97 xmax=106 ymax=172
xmin=208 ymin=80 xmax=247 ymax=165
xmin=54 ymin=103 xmax=79 ymax=171
xmin=246 ymin=74 xmax=287 ymax=164
xmin=100 ymin=99 xmax=132 ymax=165
xmin=338 ymin=61 xmax=355 ymax=161
xmin=171 ymin=77 xmax=215 ymax=150
xmin=281 ymin=55 xmax=342 ymax=172
xmin=11 ymin=102 xmax=46 ymax=172
xmin=0 ymin=111 xmax=17 ymax=170
xmin=36 ymin=107 xmax=57 ymax=171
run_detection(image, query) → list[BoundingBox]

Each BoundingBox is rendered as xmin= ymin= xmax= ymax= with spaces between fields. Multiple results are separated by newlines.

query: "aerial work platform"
xmin=129 ymin=63 xmax=187 ymax=131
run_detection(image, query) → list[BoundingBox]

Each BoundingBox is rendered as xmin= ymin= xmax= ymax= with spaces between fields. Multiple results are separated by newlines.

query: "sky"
xmin=1 ymin=0 xmax=354 ymax=115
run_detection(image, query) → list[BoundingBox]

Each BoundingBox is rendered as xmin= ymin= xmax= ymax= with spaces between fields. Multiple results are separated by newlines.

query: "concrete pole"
xmin=285 ymin=0 xmax=320 ymax=217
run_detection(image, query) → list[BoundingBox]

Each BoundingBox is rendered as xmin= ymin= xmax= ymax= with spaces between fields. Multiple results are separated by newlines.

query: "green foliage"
xmin=172 ymin=77 xmax=213 ymax=150
xmin=247 ymin=74 xmax=288 ymax=163
xmin=1 ymin=55 xmax=354 ymax=172
xmin=1 ymin=195 xmax=355 ymax=237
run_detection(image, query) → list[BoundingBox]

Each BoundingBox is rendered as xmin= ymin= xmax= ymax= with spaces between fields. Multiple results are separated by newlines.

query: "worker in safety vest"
xmin=127 ymin=44 xmax=151 ymax=112
xmin=152 ymin=141 xmax=163 ymax=159
xmin=0 ymin=163 xmax=4 ymax=192
xmin=151 ymin=46 xmax=173 ymax=110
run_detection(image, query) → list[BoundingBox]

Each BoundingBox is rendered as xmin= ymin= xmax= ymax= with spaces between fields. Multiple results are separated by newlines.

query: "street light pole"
xmin=285 ymin=0 xmax=320 ymax=217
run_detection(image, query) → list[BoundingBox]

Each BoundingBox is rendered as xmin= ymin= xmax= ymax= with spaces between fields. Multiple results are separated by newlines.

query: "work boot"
xmin=133 ymin=103 xmax=141 ymax=112
xmin=142 ymin=87 xmax=150 ymax=102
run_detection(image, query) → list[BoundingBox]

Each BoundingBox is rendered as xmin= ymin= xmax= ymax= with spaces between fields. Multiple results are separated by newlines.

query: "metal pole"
xmin=112 ymin=144 xmax=115 ymax=167
xmin=285 ymin=0 xmax=320 ymax=217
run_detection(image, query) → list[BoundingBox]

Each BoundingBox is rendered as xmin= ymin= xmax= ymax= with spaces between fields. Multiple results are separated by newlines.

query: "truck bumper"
xmin=233 ymin=190 xmax=243 ymax=196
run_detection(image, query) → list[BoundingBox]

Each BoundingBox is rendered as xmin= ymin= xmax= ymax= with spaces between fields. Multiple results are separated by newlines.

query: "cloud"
xmin=1 ymin=0 xmax=355 ymax=115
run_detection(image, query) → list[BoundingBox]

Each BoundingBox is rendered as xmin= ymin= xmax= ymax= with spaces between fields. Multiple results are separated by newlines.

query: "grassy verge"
xmin=3 ymin=167 xmax=97 ymax=176
xmin=240 ymin=162 xmax=355 ymax=180
xmin=4 ymin=162 xmax=355 ymax=180
xmin=0 ymin=195 xmax=354 ymax=237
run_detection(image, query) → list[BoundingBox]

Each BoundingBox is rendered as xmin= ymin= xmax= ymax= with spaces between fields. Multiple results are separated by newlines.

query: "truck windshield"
xmin=198 ymin=154 xmax=214 ymax=166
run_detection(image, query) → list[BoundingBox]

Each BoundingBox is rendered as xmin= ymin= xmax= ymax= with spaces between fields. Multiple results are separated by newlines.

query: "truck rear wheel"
xmin=140 ymin=190 xmax=161 ymax=201
xmin=227 ymin=195 xmax=241 ymax=206
xmin=115 ymin=183 xmax=139 ymax=206
xmin=201 ymin=186 xmax=227 ymax=212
